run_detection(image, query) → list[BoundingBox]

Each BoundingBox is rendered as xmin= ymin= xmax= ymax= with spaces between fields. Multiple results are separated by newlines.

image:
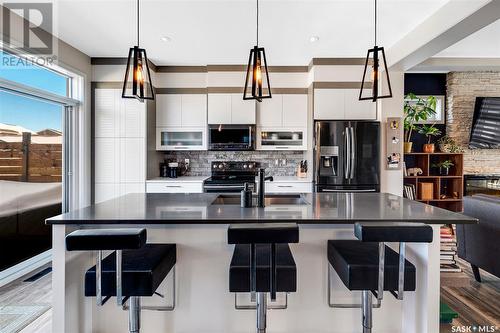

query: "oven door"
xmin=208 ymin=125 xmax=255 ymax=150
xmin=203 ymin=182 xmax=255 ymax=193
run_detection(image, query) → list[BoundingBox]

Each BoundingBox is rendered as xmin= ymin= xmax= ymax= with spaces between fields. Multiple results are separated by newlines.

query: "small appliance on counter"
xmin=159 ymin=160 xmax=185 ymax=178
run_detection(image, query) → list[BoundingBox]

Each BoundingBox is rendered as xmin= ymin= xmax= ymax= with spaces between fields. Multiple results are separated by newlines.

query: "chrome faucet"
xmin=257 ymin=168 xmax=274 ymax=208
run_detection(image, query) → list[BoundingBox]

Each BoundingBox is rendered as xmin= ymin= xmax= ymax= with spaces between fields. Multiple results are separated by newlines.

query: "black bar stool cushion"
xmin=228 ymin=223 xmax=299 ymax=244
xmin=229 ymin=244 xmax=297 ymax=293
xmin=328 ymin=240 xmax=416 ymax=291
xmin=354 ymin=222 xmax=433 ymax=243
xmin=66 ymin=228 xmax=147 ymax=251
xmin=84 ymin=244 xmax=176 ymax=297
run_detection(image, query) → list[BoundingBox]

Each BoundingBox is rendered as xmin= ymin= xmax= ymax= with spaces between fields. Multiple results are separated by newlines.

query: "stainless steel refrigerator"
xmin=314 ymin=121 xmax=380 ymax=192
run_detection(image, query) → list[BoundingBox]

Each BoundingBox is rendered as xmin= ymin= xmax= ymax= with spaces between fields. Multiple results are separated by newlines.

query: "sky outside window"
xmin=0 ymin=51 xmax=65 ymax=131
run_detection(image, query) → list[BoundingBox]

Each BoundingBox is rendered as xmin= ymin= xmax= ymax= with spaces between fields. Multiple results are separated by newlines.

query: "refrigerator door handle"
xmin=349 ymin=126 xmax=355 ymax=179
xmin=344 ymin=128 xmax=350 ymax=180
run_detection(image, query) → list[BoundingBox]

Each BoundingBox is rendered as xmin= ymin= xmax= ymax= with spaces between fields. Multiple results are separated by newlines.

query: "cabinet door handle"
xmin=173 ymin=146 xmax=188 ymax=150
xmin=165 ymin=185 xmax=182 ymax=188
xmin=277 ymin=185 xmax=293 ymax=188
xmin=275 ymin=146 xmax=289 ymax=149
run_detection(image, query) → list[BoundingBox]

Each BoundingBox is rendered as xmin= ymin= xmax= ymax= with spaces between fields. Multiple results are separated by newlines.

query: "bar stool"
xmin=65 ymin=228 xmax=176 ymax=333
xmin=327 ymin=222 xmax=433 ymax=333
xmin=228 ymin=223 xmax=299 ymax=333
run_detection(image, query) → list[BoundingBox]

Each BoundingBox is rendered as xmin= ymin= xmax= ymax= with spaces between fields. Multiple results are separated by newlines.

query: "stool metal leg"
xmin=256 ymin=292 xmax=267 ymax=333
xmin=129 ymin=296 xmax=141 ymax=333
xmin=362 ymin=290 xmax=372 ymax=333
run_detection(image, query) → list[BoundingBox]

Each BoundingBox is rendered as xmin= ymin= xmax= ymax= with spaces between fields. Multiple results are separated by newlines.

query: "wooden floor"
xmin=440 ymin=259 xmax=500 ymax=333
xmin=0 ymin=260 xmax=498 ymax=333
xmin=0 ymin=265 xmax=52 ymax=333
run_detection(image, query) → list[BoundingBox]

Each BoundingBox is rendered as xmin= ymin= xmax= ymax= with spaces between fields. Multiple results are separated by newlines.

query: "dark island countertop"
xmin=46 ymin=193 xmax=477 ymax=225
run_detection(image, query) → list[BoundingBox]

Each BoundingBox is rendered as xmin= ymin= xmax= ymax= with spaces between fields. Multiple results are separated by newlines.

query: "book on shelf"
xmin=440 ymin=254 xmax=455 ymax=261
xmin=441 ymin=245 xmax=458 ymax=251
xmin=440 ymin=250 xmax=456 ymax=256
xmin=403 ymin=184 xmax=416 ymax=200
xmin=440 ymin=238 xmax=457 ymax=243
xmin=440 ymin=263 xmax=462 ymax=273
xmin=440 ymin=259 xmax=457 ymax=265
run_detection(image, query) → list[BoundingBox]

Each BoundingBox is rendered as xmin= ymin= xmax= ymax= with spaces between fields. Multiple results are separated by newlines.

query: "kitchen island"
xmin=47 ymin=193 xmax=476 ymax=333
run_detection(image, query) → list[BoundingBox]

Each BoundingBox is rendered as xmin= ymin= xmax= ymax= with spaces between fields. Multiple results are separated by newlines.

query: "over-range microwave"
xmin=208 ymin=124 xmax=255 ymax=150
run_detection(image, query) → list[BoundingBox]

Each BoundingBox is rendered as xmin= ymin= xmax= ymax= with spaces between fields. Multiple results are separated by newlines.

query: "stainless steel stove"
xmin=203 ymin=161 xmax=260 ymax=193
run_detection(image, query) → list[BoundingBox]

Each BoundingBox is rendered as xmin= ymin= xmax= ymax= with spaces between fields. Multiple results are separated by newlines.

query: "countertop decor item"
xmin=243 ymin=0 xmax=271 ymax=102
xmin=359 ymin=0 xmax=392 ymax=102
xmin=122 ymin=0 xmax=154 ymax=101
xmin=404 ymin=94 xmax=437 ymax=153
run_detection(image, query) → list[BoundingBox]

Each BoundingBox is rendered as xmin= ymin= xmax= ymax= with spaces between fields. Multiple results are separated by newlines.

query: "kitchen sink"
xmin=211 ymin=194 xmax=309 ymax=206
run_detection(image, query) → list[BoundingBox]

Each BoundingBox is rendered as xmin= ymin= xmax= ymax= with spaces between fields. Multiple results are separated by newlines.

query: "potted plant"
xmin=432 ymin=160 xmax=454 ymax=176
xmin=437 ymin=135 xmax=464 ymax=153
xmin=404 ymin=94 xmax=437 ymax=153
xmin=418 ymin=124 xmax=442 ymax=153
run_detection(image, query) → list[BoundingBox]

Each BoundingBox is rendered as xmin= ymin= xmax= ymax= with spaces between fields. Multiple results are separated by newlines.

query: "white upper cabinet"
xmin=258 ymin=95 xmax=283 ymax=127
xmin=258 ymin=94 xmax=308 ymax=127
xmin=283 ymin=94 xmax=308 ymax=127
xmin=156 ymin=94 xmax=182 ymax=127
xmin=231 ymin=94 xmax=256 ymax=124
xmin=182 ymin=94 xmax=207 ymax=126
xmin=314 ymin=88 xmax=376 ymax=120
xmin=314 ymin=89 xmax=345 ymax=120
xmin=208 ymin=94 xmax=231 ymax=124
xmin=208 ymin=93 xmax=256 ymax=124
xmin=344 ymin=89 xmax=376 ymax=120
xmin=156 ymin=94 xmax=206 ymax=127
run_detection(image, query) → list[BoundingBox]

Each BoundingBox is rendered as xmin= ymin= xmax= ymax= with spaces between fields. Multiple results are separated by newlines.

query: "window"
xmin=404 ymin=95 xmax=446 ymax=124
xmin=0 ymin=51 xmax=69 ymax=96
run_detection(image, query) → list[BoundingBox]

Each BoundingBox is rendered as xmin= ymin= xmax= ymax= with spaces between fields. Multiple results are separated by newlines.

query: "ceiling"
xmin=51 ymin=0 xmax=452 ymax=65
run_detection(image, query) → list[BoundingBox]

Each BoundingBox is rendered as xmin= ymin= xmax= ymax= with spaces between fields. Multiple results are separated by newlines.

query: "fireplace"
xmin=464 ymin=175 xmax=500 ymax=197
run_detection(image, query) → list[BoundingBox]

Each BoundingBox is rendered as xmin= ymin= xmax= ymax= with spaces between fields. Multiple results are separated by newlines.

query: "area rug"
xmin=0 ymin=305 xmax=50 ymax=333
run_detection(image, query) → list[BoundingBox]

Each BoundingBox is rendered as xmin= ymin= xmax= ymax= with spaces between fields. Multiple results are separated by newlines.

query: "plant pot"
xmin=438 ymin=143 xmax=451 ymax=153
xmin=404 ymin=142 xmax=413 ymax=153
xmin=440 ymin=167 xmax=450 ymax=176
xmin=423 ymin=144 xmax=435 ymax=153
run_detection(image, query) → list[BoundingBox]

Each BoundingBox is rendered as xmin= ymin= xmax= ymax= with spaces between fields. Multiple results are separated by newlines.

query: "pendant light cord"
xmin=374 ymin=0 xmax=377 ymax=46
xmin=256 ymin=0 xmax=259 ymax=46
xmin=137 ymin=0 xmax=140 ymax=46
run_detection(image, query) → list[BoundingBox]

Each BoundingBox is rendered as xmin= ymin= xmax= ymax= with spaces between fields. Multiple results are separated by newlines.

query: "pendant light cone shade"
xmin=243 ymin=46 xmax=271 ymax=102
xmin=122 ymin=0 xmax=154 ymax=102
xmin=122 ymin=46 xmax=154 ymax=101
xmin=359 ymin=46 xmax=392 ymax=102
xmin=359 ymin=0 xmax=392 ymax=102
xmin=243 ymin=0 xmax=271 ymax=102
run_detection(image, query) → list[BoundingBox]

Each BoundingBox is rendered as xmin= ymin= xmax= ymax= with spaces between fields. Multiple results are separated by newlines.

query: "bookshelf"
xmin=403 ymin=152 xmax=464 ymax=273
xmin=403 ymin=153 xmax=464 ymax=212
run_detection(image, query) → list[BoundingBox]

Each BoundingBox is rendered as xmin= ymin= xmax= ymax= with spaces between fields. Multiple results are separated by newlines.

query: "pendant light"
xmin=243 ymin=0 xmax=271 ymax=102
xmin=122 ymin=0 xmax=154 ymax=101
xmin=359 ymin=0 xmax=392 ymax=102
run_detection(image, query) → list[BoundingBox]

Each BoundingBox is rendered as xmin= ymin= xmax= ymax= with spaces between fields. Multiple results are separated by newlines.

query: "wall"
xmin=446 ymin=71 xmax=500 ymax=174
xmin=164 ymin=151 xmax=304 ymax=177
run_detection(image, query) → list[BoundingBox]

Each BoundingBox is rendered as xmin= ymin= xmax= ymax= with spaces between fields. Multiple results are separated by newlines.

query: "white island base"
xmin=51 ymin=224 xmax=440 ymax=333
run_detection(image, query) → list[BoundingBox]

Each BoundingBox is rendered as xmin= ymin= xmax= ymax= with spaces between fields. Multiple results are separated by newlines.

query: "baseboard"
xmin=0 ymin=250 xmax=52 ymax=288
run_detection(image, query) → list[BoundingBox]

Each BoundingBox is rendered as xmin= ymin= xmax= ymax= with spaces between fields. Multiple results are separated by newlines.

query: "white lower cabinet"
xmin=146 ymin=181 xmax=204 ymax=193
xmin=266 ymin=182 xmax=312 ymax=194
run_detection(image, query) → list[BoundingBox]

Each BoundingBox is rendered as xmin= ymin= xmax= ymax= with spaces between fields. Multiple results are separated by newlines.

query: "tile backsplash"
xmin=160 ymin=151 xmax=307 ymax=177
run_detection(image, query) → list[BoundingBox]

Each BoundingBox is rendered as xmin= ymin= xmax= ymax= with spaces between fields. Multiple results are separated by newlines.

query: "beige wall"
xmin=446 ymin=71 xmax=500 ymax=174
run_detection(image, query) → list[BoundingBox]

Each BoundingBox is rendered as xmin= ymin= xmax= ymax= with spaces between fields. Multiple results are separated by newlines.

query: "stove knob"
xmin=248 ymin=164 xmax=254 ymax=169
xmin=213 ymin=164 xmax=218 ymax=169
xmin=243 ymin=164 xmax=247 ymax=169
xmin=218 ymin=164 xmax=224 ymax=169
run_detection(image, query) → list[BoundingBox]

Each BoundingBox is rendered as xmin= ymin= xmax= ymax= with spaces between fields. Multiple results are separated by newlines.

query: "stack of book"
xmin=440 ymin=225 xmax=461 ymax=272
xmin=403 ymin=183 xmax=416 ymax=200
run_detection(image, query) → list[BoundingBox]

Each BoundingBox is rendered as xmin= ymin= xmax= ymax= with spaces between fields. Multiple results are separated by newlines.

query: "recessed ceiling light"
xmin=161 ymin=36 xmax=172 ymax=42
xmin=310 ymin=36 xmax=320 ymax=43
